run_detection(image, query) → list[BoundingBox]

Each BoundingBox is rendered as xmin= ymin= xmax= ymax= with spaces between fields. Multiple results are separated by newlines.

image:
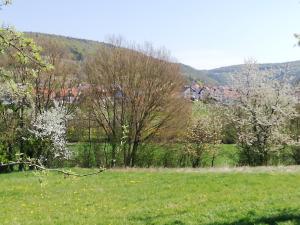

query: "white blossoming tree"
xmin=184 ymin=103 xmax=223 ymax=167
xmin=30 ymin=101 xmax=72 ymax=164
xmin=230 ymin=61 xmax=298 ymax=165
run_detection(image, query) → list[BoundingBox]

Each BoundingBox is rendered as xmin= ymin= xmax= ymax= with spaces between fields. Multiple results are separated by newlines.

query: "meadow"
xmin=1 ymin=168 xmax=300 ymax=225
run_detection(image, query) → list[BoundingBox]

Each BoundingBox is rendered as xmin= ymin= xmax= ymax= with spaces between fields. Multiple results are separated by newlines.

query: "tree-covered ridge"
xmin=25 ymin=32 xmax=106 ymax=61
xmin=25 ymin=32 xmax=300 ymax=85
xmin=182 ymin=61 xmax=300 ymax=85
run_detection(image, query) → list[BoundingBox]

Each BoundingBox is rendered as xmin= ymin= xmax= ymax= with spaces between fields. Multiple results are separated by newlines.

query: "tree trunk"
xmin=130 ymin=141 xmax=139 ymax=167
xmin=192 ymin=157 xmax=200 ymax=168
xmin=111 ymin=142 xmax=116 ymax=168
xmin=18 ymin=104 xmax=25 ymax=171
xmin=125 ymin=143 xmax=132 ymax=167
xmin=7 ymin=143 xmax=14 ymax=172
xmin=211 ymin=154 xmax=216 ymax=167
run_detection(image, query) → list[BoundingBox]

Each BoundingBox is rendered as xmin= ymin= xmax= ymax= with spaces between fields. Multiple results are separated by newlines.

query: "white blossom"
xmin=228 ymin=60 xmax=298 ymax=164
xmin=30 ymin=101 xmax=72 ymax=159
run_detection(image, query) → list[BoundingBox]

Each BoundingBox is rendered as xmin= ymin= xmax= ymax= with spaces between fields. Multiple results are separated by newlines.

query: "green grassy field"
xmin=1 ymin=168 xmax=300 ymax=225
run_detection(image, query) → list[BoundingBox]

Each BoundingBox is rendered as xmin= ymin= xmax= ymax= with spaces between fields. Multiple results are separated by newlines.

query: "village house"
xmin=183 ymin=82 xmax=238 ymax=103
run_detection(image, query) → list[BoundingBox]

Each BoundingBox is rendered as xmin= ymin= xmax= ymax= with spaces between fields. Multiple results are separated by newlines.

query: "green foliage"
xmin=2 ymin=169 xmax=300 ymax=224
xmin=136 ymin=143 xmax=183 ymax=167
xmin=201 ymin=144 xmax=239 ymax=167
xmin=76 ymin=144 xmax=96 ymax=168
xmin=0 ymin=28 xmax=48 ymax=68
xmin=289 ymin=145 xmax=300 ymax=165
xmin=0 ymin=142 xmax=8 ymax=162
xmin=68 ymin=143 xmax=109 ymax=168
xmin=67 ymin=142 xmax=241 ymax=168
xmin=65 ymin=142 xmax=300 ymax=168
xmin=0 ymin=28 xmax=52 ymax=167
xmin=222 ymin=122 xmax=237 ymax=144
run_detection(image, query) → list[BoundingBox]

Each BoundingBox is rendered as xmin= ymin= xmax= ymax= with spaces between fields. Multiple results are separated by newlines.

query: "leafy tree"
xmin=0 ymin=29 xmax=49 ymax=169
xmin=0 ymin=3 xmax=53 ymax=169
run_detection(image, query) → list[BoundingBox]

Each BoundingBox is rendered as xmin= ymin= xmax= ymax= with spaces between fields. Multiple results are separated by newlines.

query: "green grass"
xmin=1 ymin=168 xmax=300 ymax=225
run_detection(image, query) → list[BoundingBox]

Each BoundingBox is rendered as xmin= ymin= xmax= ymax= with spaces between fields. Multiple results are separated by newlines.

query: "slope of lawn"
xmin=1 ymin=168 xmax=300 ymax=225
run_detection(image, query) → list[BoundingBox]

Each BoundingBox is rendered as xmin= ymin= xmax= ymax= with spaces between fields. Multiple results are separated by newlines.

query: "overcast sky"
xmin=1 ymin=0 xmax=300 ymax=69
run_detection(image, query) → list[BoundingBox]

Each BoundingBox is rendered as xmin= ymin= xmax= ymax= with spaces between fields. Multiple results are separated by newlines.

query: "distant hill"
xmin=179 ymin=64 xmax=218 ymax=85
xmin=26 ymin=32 xmax=300 ymax=85
xmin=26 ymin=32 xmax=106 ymax=61
xmin=181 ymin=61 xmax=300 ymax=85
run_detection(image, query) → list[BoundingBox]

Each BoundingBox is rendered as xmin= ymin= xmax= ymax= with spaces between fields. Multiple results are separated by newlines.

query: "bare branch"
xmin=0 ymin=161 xmax=106 ymax=177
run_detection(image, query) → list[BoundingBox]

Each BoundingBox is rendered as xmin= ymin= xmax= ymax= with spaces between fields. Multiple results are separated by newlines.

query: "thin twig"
xmin=0 ymin=161 xmax=106 ymax=177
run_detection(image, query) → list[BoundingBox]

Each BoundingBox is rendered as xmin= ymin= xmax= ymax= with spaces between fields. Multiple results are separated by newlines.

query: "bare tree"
xmin=32 ymin=37 xmax=82 ymax=116
xmin=86 ymin=38 xmax=189 ymax=167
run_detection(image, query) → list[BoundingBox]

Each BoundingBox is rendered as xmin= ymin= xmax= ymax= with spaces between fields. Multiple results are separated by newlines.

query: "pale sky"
xmin=1 ymin=0 xmax=300 ymax=69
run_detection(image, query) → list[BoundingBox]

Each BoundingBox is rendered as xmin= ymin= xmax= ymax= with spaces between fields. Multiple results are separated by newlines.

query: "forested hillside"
xmin=26 ymin=32 xmax=300 ymax=85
